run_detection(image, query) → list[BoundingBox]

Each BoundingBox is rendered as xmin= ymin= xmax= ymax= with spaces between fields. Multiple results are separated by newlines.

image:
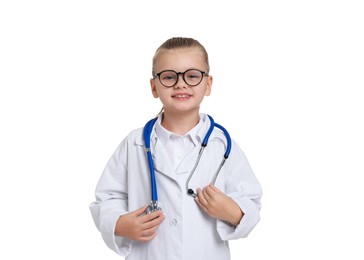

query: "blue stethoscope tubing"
xmin=143 ymin=115 xmax=232 ymax=203
xmin=143 ymin=117 xmax=159 ymax=201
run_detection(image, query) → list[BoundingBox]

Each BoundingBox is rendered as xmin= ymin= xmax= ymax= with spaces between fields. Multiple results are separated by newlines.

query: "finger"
xmin=202 ymin=186 xmax=212 ymax=200
xmin=138 ymin=232 xmax=157 ymax=242
xmin=141 ymin=220 xmax=163 ymax=237
xmin=142 ymin=214 xmax=165 ymax=230
xmin=140 ymin=209 xmax=163 ymax=223
xmin=139 ymin=215 xmax=165 ymax=241
xmin=196 ymin=187 xmax=202 ymax=196
xmin=196 ymin=188 xmax=209 ymax=206
xmin=204 ymin=185 xmax=216 ymax=197
xmin=133 ymin=205 xmax=149 ymax=217
xmin=140 ymin=228 xmax=157 ymax=239
xmin=209 ymin=183 xmax=223 ymax=194
xmin=195 ymin=196 xmax=208 ymax=212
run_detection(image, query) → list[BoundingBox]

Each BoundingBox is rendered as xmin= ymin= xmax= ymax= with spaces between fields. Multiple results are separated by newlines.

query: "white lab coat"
xmin=89 ymin=114 xmax=262 ymax=260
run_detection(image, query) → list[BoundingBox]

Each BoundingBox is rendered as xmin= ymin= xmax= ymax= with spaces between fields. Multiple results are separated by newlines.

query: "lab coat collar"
xmin=154 ymin=114 xmax=204 ymax=148
xmin=135 ymin=113 xmax=210 ymax=144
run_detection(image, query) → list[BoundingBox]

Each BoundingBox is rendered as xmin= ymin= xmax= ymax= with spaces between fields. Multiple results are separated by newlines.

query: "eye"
xmin=163 ymin=75 xmax=176 ymax=80
xmin=185 ymin=70 xmax=202 ymax=79
xmin=187 ymin=74 xmax=200 ymax=79
xmin=160 ymin=71 xmax=177 ymax=81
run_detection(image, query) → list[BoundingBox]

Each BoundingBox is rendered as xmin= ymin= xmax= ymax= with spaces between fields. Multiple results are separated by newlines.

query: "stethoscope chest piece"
xmin=145 ymin=200 xmax=161 ymax=214
xmin=187 ymin=188 xmax=197 ymax=198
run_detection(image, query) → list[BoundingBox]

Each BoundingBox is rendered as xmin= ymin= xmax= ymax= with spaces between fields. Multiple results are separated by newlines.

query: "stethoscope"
xmin=143 ymin=115 xmax=232 ymax=214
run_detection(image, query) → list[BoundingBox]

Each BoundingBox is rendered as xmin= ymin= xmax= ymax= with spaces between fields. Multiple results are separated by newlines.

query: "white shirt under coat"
xmin=89 ymin=113 xmax=262 ymax=260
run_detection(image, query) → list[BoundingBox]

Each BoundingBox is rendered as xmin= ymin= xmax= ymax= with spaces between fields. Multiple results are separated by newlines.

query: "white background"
xmin=1 ymin=0 xmax=363 ymax=259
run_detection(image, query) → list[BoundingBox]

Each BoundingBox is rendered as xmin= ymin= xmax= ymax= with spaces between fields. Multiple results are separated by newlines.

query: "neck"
xmin=161 ymin=111 xmax=200 ymax=135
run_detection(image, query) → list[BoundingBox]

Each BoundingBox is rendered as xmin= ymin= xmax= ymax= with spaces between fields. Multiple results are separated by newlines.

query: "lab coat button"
xmin=170 ymin=219 xmax=177 ymax=226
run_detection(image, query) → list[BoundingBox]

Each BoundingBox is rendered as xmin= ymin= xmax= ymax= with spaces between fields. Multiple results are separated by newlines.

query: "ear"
xmin=150 ymin=78 xmax=159 ymax=98
xmin=204 ymin=75 xmax=213 ymax=96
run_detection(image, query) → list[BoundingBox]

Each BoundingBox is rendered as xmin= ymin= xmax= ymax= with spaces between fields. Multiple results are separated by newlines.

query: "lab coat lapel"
xmin=150 ymin=138 xmax=200 ymax=177
xmin=174 ymin=146 xmax=200 ymax=175
xmin=134 ymin=134 xmax=176 ymax=181
xmin=152 ymin=139 xmax=177 ymax=181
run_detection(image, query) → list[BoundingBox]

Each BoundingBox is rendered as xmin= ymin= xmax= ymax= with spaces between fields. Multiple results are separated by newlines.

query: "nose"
xmin=173 ymin=73 xmax=187 ymax=89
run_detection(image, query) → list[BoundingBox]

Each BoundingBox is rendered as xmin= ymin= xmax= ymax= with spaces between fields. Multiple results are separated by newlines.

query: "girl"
xmin=90 ymin=37 xmax=262 ymax=260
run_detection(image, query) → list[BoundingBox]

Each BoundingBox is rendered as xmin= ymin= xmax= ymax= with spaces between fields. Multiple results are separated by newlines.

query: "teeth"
xmin=174 ymin=94 xmax=189 ymax=98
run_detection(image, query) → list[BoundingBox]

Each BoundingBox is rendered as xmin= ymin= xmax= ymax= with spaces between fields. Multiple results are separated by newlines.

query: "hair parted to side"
xmin=152 ymin=37 xmax=210 ymax=76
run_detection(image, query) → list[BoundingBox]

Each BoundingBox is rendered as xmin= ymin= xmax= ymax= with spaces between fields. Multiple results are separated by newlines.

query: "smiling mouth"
xmin=172 ymin=94 xmax=192 ymax=98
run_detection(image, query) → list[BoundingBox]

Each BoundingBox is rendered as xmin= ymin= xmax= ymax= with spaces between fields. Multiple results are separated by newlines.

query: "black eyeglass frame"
xmin=153 ymin=69 xmax=209 ymax=88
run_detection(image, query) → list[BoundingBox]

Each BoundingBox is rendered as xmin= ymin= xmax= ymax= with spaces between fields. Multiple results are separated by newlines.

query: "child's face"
xmin=150 ymin=47 xmax=212 ymax=116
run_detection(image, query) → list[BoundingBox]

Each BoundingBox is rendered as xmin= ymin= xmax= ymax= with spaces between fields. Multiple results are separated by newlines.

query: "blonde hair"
xmin=152 ymin=37 xmax=210 ymax=76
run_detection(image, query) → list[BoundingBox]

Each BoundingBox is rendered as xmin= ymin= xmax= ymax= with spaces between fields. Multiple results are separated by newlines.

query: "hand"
xmin=195 ymin=184 xmax=244 ymax=226
xmin=115 ymin=205 xmax=165 ymax=242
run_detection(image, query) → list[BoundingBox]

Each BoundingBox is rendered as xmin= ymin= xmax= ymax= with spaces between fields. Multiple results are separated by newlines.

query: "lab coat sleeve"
xmin=216 ymin=141 xmax=262 ymax=240
xmin=89 ymin=138 xmax=132 ymax=256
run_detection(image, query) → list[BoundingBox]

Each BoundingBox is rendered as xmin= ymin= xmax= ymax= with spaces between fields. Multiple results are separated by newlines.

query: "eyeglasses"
xmin=153 ymin=69 xmax=209 ymax=88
